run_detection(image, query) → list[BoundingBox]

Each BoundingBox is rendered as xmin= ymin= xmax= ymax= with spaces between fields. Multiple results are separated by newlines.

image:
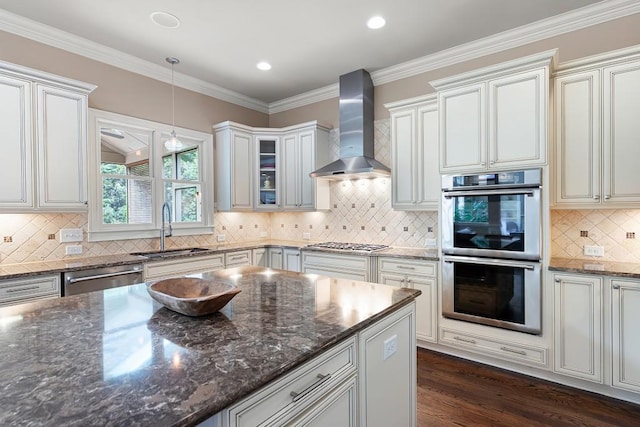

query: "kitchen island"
xmin=0 ymin=266 xmax=420 ymax=426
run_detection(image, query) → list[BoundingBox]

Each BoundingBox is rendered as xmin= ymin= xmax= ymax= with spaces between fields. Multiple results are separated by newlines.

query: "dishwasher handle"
xmin=66 ymin=268 xmax=142 ymax=284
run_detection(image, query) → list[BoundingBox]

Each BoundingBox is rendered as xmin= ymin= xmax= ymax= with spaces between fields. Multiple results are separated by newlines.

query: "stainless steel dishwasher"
xmin=63 ymin=264 xmax=144 ymax=296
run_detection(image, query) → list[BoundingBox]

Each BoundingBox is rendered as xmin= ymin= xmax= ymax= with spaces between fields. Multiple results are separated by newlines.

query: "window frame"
xmin=87 ymin=109 xmax=214 ymax=242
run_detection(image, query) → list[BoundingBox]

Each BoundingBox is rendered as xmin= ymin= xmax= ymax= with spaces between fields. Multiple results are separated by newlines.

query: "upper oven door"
xmin=442 ymin=186 xmax=541 ymax=260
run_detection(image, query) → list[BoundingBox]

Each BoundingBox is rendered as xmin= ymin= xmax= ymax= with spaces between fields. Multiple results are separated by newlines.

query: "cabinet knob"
xmin=593 ymin=195 xmax=600 ymax=200
xmin=612 ymin=284 xmax=620 ymax=290
xmin=490 ymin=161 xmax=495 ymax=165
xmin=604 ymin=195 xmax=611 ymax=200
xmin=554 ymin=278 xmax=561 ymax=283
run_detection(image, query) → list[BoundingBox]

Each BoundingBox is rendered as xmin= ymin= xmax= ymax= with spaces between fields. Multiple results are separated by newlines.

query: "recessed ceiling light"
xmin=257 ymin=61 xmax=272 ymax=71
xmin=150 ymin=11 xmax=181 ymax=29
xmin=367 ymin=16 xmax=386 ymax=30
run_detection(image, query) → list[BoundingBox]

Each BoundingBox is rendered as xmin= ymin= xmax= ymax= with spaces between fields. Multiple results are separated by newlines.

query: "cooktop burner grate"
xmin=305 ymin=242 xmax=390 ymax=252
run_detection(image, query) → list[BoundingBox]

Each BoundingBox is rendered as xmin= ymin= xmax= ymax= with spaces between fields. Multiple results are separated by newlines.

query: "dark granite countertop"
xmin=300 ymin=246 xmax=439 ymax=260
xmin=549 ymin=257 xmax=640 ymax=278
xmin=0 ymin=266 xmax=420 ymax=426
xmin=0 ymin=240 xmax=439 ymax=281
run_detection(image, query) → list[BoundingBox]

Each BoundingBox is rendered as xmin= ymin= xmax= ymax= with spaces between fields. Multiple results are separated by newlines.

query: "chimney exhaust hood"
xmin=310 ymin=69 xmax=390 ymax=180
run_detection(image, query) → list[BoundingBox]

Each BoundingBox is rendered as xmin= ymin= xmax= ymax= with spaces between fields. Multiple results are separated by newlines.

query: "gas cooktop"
xmin=305 ymin=242 xmax=390 ymax=253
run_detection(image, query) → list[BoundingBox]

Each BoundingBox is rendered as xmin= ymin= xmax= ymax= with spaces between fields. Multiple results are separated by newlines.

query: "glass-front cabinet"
xmin=255 ymin=135 xmax=280 ymax=210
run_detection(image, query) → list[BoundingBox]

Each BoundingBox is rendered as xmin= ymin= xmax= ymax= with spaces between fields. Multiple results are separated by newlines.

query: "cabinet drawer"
xmin=228 ymin=337 xmax=357 ymax=427
xmin=0 ymin=274 xmax=60 ymax=305
xmin=145 ymin=254 xmax=225 ymax=280
xmin=225 ymin=250 xmax=252 ymax=267
xmin=302 ymin=252 xmax=369 ymax=271
xmin=440 ymin=327 xmax=547 ymax=367
xmin=378 ymin=258 xmax=436 ymax=277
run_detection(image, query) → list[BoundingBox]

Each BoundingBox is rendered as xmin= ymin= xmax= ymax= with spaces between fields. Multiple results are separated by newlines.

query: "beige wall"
xmin=271 ymin=13 xmax=640 ymax=125
xmin=0 ymin=30 xmax=268 ymax=132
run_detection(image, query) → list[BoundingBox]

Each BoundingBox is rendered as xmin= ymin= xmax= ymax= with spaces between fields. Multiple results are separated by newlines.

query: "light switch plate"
xmin=217 ymin=234 xmax=226 ymax=242
xmin=59 ymin=228 xmax=83 ymax=243
xmin=424 ymin=238 xmax=437 ymax=247
xmin=584 ymin=245 xmax=604 ymax=257
xmin=303 ymin=233 xmax=311 ymax=240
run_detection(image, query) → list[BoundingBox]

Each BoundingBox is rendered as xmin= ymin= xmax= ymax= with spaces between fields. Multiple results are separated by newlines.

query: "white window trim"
xmin=87 ymin=109 xmax=214 ymax=242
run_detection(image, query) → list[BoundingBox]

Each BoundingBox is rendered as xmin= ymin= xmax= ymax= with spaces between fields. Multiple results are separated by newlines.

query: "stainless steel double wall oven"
xmin=441 ymin=169 xmax=542 ymax=334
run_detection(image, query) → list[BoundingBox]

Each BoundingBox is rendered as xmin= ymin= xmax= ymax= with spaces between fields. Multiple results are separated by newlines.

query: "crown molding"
xmin=268 ymin=83 xmax=338 ymax=114
xmin=271 ymin=0 xmax=640 ymax=112
xmin=0 ymin=9 xmax=269 ymax=113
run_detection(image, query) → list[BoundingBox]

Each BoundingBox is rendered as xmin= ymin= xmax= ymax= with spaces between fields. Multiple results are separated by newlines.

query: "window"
xmin=88 ymin=110 xmax=214 ymax=241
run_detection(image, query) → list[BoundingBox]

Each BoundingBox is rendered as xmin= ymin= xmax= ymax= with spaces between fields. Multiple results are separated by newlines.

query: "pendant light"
xmin=165 ymin=57 xmax=183 ymax=151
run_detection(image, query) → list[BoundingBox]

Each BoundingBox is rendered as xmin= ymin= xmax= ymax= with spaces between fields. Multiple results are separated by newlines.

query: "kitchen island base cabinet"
xmin=200 ymin=302 xmax=417 ymax=427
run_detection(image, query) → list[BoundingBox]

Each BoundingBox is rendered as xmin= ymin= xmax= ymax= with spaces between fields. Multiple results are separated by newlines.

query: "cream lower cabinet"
xmin=225 ymin=250 xmax=252 ymax=268
xmin=553 ymin=273 xmax=640 ymax=395
xmin=283 ymin=248 xmax=301 ymax=272
xmin=144 ymin=254 xmax=225 ymax=280
xmin=0 ymin=274 xmax=60 ymax=307
xmin=0 ymin=60 xmax=95 ymax=211
xmin=554 ymin=48 xmax=640 ymax=207
xmin=611 ymin=279 xmax=640 ymax=394
xmin=252 ymin=248 xmax=267 ymax=267
xmin=386 ymin=95 xmax=439 ymax=210
xmin=301 ymin=251 xmax=371 ymax=281
xmin=431 ymin=50 xmax=554 ymax=173
xmin=553 ymin=273 xmax=603 ymax=383
xmin=378 ymin=257 xmax=437 ymax=344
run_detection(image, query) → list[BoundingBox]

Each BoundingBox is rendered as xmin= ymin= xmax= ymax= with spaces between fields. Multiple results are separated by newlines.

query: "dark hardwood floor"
xmin=417 ymin=348 xmax=640 ymax=427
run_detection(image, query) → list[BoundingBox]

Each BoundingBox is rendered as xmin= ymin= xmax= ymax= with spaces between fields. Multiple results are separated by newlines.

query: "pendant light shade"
xmin=165 ymin=57 xmax=183 ymax=151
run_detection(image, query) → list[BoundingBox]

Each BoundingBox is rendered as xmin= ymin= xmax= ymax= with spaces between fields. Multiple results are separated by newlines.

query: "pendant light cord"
xmin=166 ymin=57 xmax=180 ymax=130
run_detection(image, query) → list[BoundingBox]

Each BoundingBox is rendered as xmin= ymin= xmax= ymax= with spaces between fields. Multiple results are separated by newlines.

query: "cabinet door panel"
xmin=391 ymin=109 xmax=416 ymax=208
xmin=269 ymin=249 xmax=283 ymax=270
xmin=232 ymin=131 xmax=254 ymax=210
xmin=298 ymin=130 xmax=316 ymax=210
xmin=554 ymin=71 xmax=600 ymax=205
xmin=612 ymin=280 xmax=640 ymax=393
xmin=378 ymin=272 xmax=406 ymax=287
xmin=417 ymin=104 xmax=439 ymax=207
xmin=37 ymin=85 xmax=87 ymax=208
xmin=410 ymin=277 xmax=437 ymax=343
xmin=553 ymin=274 xmax=603 ymax=383
xmin=0 ymin=75 xmax=32 ymax=208
xmin=603 ymin=61 xmax=640 ymax=203
xmin=489 ymin=68 xmax=546 ymax=168
xmin=282 ymin=133 xmax=299 ymax=209
xmin=283 ymin=249 xmax=301 ymax=272
xmin=439 ymin=84 xmax=485 ymax=172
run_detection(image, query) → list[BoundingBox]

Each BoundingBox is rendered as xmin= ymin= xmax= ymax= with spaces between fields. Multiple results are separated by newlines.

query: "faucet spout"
xmin=161 ymin=202 xmax=172 ymax=252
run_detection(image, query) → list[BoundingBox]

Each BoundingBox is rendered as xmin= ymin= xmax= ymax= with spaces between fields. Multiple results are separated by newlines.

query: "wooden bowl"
xmin=147 ymin=277 xmax=241 ymax=316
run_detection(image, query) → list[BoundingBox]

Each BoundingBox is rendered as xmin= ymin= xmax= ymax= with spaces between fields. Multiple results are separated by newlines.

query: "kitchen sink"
xmin=131 ymin=247 xmax=211 ymax=259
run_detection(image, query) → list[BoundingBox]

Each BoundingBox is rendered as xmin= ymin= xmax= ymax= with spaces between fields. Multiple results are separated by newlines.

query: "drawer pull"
xmin=396 ymin=265 xmax=415 ymax=270
xmin=453 ymin=336 xmax=476 ymax=344
xmin=229 ymin=255 xmax=246 ymax=261
xmin=500 ymin=346 xmax=527 ymax=356
xmin=6 ymin=285 xmax=41 ymax=293
xmin=290 ymin=373 xmax=332 ymax=402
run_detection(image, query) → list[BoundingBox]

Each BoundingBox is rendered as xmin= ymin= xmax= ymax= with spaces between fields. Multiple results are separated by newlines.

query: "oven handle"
xmin=66 ymin=268 xmax=142 ymax=284
xmin=443 ymin=255 xmax=537 ymax=270
xmin=443 ymin=188 xmax=537 ymax=199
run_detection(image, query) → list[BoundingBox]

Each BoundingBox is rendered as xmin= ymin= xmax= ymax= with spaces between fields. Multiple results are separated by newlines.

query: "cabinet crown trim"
xmin=0 ymin=59 xmax=96 ymax=93
xmin=554 ymin=43 xmax=640 ymax=75
xmin=430 ymin=49 xmax=557 ymax=91
xmin=384 ymin=94 xmax=437 ymax=110
xmin=213 ymin=120 xmax=331 ymax=133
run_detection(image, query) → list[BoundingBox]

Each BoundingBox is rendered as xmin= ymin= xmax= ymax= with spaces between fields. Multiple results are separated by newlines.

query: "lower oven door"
xmin=442 ymin=255 xmax=541 ymax=335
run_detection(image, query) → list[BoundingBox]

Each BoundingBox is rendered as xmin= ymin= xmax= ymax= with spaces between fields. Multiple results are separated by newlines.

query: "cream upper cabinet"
xmin=386 ymin=95 xmax=439 ymax=210
xmin=611 ymin=279 xmax=640 ymax=394
xmin=0 ymin=60 xmax=95 ymax=212
xmin=36 ymin=84 xmax=89 ymax=209
xmin=431 ymin=50 xmax=555 ymax=173
xmin=0 ymin=73 xmax=33 ymax=208
xmin=214 ymin=122 xmax=254 ymax=211
xmin=214 ymin=121 xmax=329 ymax=212
xmin=554 ymin=47 xmax=640 ymax=208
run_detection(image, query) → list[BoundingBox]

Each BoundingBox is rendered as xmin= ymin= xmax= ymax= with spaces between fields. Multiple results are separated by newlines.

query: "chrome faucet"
xmin=160 ymin=201 xmax=172 ymax=252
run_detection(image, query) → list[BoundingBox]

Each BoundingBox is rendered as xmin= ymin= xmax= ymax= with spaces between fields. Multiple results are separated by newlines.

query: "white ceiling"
xmin=0 ymin=0 xmax=621 ymax=107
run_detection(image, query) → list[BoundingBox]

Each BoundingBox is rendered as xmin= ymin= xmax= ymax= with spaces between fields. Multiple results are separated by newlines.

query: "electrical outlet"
xmin=59 ymin=228 xmax=83 ymax=243
xmin=217 ymin=234 xmax=226 ymax=242
xmin=583 ymin=245 xmax=604 ymax=257
xmin=303 ymin=233 xmax=311 ymax=240
xmin=383 ymin=335 xmax=397 ymax=361
xmin=424 ymin=238 xmax=437 ymax=247
xmin=65 ymin=245 xmax=83 ymax=255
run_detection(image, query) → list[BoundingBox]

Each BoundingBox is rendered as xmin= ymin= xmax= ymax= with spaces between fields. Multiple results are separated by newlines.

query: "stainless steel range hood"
xmin=310 ymin=69 xmax=390 ymax=180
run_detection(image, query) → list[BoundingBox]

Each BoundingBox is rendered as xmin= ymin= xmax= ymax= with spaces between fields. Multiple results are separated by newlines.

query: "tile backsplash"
xmin=550 ymin=209 xmax=640 ymax=262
